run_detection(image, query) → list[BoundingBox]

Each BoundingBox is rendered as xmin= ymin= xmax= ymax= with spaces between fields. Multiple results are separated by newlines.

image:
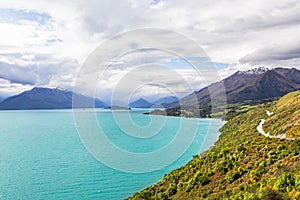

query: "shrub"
xmin=239 ymin=185 xmax=245 ymax=191
xmin=261 ymin=189 xmax=285 ymax=200
xmin=227 ymin=170 xmax=241 ymax=183
xmin=275 ymin=173 xmax=296 ymax=192
xmin=218 ymin=179 xmax=226 ymax=191
xmin=291 ymin=139 xmax=300 ymax=155
xmin=186 ymin=178 xmax=196 ymax=192
xmin=166 ymin=183 xmax=177 ymax=196
xmin=277 ymin=144 xmax=286 ymax=151
xmin=194 ymin=172 xmax=210 ymax=186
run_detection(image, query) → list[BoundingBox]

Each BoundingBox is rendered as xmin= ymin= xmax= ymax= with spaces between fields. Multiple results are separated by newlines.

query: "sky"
xmin=0 ymin=0 xmax=300 ymax=102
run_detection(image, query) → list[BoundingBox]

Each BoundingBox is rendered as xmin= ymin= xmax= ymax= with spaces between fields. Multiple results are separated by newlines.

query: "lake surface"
xmin=0 ymin=109 xmax=224 ymax=199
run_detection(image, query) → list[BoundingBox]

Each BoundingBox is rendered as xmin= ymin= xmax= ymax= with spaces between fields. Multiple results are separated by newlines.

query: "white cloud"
xmin=0 ymin=0 xmax=300 ymax=98
xmin=0 ymin=78 xmax=33 ymax=97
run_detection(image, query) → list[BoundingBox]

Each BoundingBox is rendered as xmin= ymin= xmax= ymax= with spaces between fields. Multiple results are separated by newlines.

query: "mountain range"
xmin=181 ymin=67 xmax=300 ymax=105
xmin=0 ymin=87 xmax=107 ymax=110
xmin=152 ymin=96 xmax=178 ymax=105
xmin=0 ymin=67 xmax=299 ymax=110
xmin=158 ymin=67 xmax=300 ymax=117
xmin=0 ymin=88 xmax=179 ymax=110
xmin=129 ymin=96 xmax=178 ymax=108
xmin=129 ymin=98 xmax=153 ymax=108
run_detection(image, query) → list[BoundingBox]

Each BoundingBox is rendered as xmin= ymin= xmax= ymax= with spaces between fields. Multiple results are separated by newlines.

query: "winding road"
xmin=256 ymin=110 xmax=294 ymax=140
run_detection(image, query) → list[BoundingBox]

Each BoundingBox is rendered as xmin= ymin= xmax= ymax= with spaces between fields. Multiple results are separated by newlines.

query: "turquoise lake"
xmin=0 ymin=109 xmax=224 ymax=199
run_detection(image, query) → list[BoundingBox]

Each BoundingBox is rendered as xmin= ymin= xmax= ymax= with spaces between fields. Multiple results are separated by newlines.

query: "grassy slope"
xmin=128 ymin=92 xmax=300 ymax=200
xmin=264 ymin=91 xmax=300 ymax=138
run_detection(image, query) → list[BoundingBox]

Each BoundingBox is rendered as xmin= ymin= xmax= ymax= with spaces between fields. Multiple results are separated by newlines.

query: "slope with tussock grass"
xmin=264 ymin=90 xmax=300 ymax=138
xmin=127 ymin=91 xmax=300 ymax=200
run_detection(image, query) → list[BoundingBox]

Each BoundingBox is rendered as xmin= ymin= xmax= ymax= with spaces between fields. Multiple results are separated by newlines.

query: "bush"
xmin=194 ymin=172 xmax=210 ymax=186
xmin=261 ymin=189 xmax=285 ymax=200
xmin=157 ymin=192 xmax=169 ymax=200
xmin=275 ymin=173 xmax=296 ymax=192
xmin=166 ymin=183 xmax=177 ymax=196
xmin=227 ymin=170 xmax=241 ymax=183
xmin=186 ymin=178 xmax=196 ymax=192
xmin=218 ymin=179 xmax=226 ymax=191
xmin=292 ymin=139 xmax=300 ymax=155
xmin=277 ymin=144 xmax=286 ymax=151
xmin=268 ymin=155 xmax=278 ymax=165
xmin=239 ymin=185 xmax=245 ymax=191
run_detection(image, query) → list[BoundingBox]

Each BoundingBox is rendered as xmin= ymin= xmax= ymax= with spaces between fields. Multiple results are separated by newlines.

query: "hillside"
xmin=0 ymin=87 xmax=107 ymax=110
xmin=128 ymin=91 xmax=300 ymax=199
xmin=228 ymin=70 xmax=300 ymax=103
xmin=264 ymin=91 xmax=300 ymax=138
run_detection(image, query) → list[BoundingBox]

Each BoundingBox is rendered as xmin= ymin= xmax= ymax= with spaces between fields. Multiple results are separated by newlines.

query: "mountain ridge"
xmin=0 ymin=96 xmax=5 ymax=103
xmin=157 ymin=67 xmax=300 ymax=117
xmin=152 ymin=96 xmax=178 ymax=105
xmin=227 ymin=70 xmax=300 ymax=103
xmin=129 ymin=98 xmax=153 ymax=108
xmin=0 ymin=87 xmax=107 ymax=110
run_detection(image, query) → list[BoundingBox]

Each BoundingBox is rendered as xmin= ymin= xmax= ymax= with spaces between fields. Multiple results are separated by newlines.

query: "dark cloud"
xmin=0 ymin=54 xmax=79 ymax=89
xmin=240 ymin=43 xmax=300 ymax=65
xmin=0 ymin=62 xmax=37 ymax=85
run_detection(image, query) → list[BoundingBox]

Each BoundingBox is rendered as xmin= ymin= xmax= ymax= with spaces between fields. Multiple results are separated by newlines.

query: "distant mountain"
xmin=129 ymin=98 xmax=153 ymax=108
xmin=0 ymin=97 xmax=5 ymax=103
xmin=183 ymin=67 xmax=300 ymax=105
xmin=153 ymin=67 xmax=300 ymax=117
xmin=152 ymin=96 xmax=178 ymax=105
xmin=228 ymin=70 xmax=300 ymax=103
xmin=0 ymin=87 xmax=107 ymax=110
xmin=222 ymin=67 xmax=268 ymax=93
xmin=173 ymin=67 xmax=268 ymax=109
xmin=273 ymin=67 xmax=300 ymax=84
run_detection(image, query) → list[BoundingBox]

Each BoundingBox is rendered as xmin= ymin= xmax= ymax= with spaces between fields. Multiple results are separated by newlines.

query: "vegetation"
xmin=127 ymin=91 xmax=300 ymax=200
xmin=149 ymin=99 xmax=271 ymax=120
xmin=264 ymin=91 xmax=300 ymax=138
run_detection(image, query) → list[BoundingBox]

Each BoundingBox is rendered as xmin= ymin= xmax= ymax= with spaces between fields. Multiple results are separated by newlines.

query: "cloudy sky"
xmin=0 ymin=0 xmax=300 ymax=102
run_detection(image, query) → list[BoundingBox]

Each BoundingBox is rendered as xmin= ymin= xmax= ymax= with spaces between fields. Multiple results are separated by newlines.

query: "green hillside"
xmin=264 ymin=91 xmax=300 ymax=138
xmin=128 ymin=91 xmax=300 ymax=200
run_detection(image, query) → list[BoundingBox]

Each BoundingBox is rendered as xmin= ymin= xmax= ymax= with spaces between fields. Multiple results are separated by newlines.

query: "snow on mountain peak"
xmin=237 ymin=67 xmax=269 ymax=75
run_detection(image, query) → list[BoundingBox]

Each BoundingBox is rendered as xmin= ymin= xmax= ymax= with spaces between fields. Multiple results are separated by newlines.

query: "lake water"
xmin=0 ymin=109 xmax=223 ymax=199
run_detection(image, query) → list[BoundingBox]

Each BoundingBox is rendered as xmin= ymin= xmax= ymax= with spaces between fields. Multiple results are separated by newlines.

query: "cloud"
xmin=0 ymin=53 xmax=79 ymax=90
xmin=0 ymin=0 xmax=300 ymax=97
xmin=240 ymin=42 xmax=300 ymax=66
xmin=96 ymin=66 xmax=208 ymax=103
xmin=0 ymin=61 xmax=37 ymax=85
xmin=0 ymin=8 xmax=51 ymax=24
xmin=0 ymin=78 xmax=33 ymax=97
